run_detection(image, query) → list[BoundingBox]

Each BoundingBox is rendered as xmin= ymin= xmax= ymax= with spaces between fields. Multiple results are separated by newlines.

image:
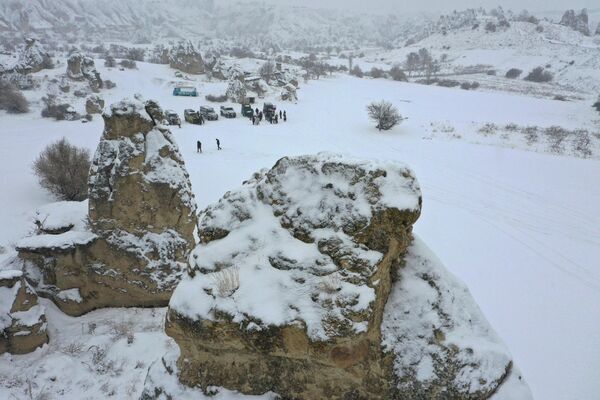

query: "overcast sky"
xmin=246 ymin=0 xmax=599 ymax=14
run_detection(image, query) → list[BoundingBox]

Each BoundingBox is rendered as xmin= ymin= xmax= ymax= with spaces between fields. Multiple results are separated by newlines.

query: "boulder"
xmin=0 ymin=270 xmax=48 ymax=355
xmin=169 ymin=41 xmax=205 ymax=75
xmin=14 ymin=38 xmax=53 ymax=74
xmin=85 ymin=95 xmax=105 ymax=114
xmin=17 ymin=98 xmax=197 ymax=316
xmin=154 ymin=154 xmax=531 ymax=400
xmin=166 ymin=154 xmax=422 ymax=398
xmin=67 ymin=52 xmax=103 ymax=91
xmin=281 ymin=83 xmax=298 ymax=101
xmin=560 ymin=9 xmax=590 ymax=36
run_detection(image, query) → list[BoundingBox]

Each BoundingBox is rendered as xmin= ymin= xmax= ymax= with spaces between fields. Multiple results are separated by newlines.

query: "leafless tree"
xmin=367 ymin=100 xmax=403 ymax=131
xmin=259 ymin=60 xmax=276 ymax=84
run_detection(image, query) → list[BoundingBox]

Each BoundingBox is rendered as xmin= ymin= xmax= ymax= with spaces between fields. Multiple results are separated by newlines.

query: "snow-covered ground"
xmin=1 ymin=61 xmax=600 ymax=399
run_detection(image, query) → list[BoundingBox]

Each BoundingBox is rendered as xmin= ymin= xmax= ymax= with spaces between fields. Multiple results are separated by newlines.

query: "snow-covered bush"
xmin=505 ymin=68 xmax=522 ymax=78
xmin=460 ymin=81 xmax=480 ymax=90
xmin=370 ymin=67 xmax=384 ymax=78
xmin=33 ymin=138 xmax=91 ymax=201
xmin=593 ymin=97 xmax=600 ymax=112
xmin=389 ymin=65 xmax=407 ymax=81
xmin=350 ymin=65 xmax=364 ymax=78
xmin=104 ymin=56 xmax=116 ymax=68
xmin=0 ymin=81 xmax=29 ymax=113
xmin=524 ymin=66 xmax=553 ymax=83
xmin=367 ymin=100 xmax=403 ymax=131
xmin=258 ymin=61 xmax=276 ymax=84
xmin=119 ymin=59 xmax=137 ymax=69
xmin=225 ymin=79 xmax=247 ymax=103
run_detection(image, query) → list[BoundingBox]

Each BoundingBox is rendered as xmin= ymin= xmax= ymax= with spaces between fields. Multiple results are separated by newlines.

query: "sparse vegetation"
xmin=593 ymin=97 xmax=600 ymax=112
xmin=213 ymin=267 xmax=240 ymax=298
xmin=33 ymin=138 xmax=91 ymax=201
xmin=350 ymin=65 xmax=364 ymax=78
xmin=524 ymin=66 xmax=553 ymax=83
xmin=119 ymin=59 xmax=137 ymax=69
xmin=104 ymin=55 xmax=116 ymax=68
xmin=367 ymin=100 xmax=403 ymax=131
xmin=505 ymin=68 xmax=522 ymax=79
xmin=370 ymin=67 xmax=384 ymax=79
xmin=0 ymin=80 xmax=29 ymax=113
xmin=389 ymin=65 xmax=407 ymax=81
xmin=41 ymin=95 xmax=79 ymax=121
xmin=205 ymin=94 xmax=228 ymax=103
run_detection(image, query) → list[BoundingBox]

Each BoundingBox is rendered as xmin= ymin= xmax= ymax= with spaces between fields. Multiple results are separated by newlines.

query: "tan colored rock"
xmin=169 ymin=41 xmax=205 ymax=75
xmin=0 ymin=270 xmax=48 ymax=355
xmin=17 ymin=98 xmax=197 ymax=316
xmin=67 ymin=52 xmax=103 ymax=92
xmin=166 ymin=154 xmax=422 ymax=399
xmin=85 ymin=95 xmax=105 ymax=114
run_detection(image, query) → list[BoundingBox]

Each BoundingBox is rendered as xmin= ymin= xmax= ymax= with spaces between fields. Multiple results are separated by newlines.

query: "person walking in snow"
xmin=279 ymin=110 xmax=282 ymax=119
xmin=258 ymin=111 xmax=263 ymax=121
xmin=255 ymin=107 xmax=259 ymax=115
xmin=199 ymin=114 xmax=205 ymax=125
xmin=274 ymin=114 xmax=279 ymax=124
xmin=252 ymin=115 xmax=256 ymax=125
xmin=197 ymin=140 xmax=202 ymax=153
xmin=216 ymin=138 xmax=221 ymax=150
xmin=283 ymin=110 xmax=287 ymax=122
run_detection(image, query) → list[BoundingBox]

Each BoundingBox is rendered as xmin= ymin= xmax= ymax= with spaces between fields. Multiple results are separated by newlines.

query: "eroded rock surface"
xmin=560 ymin=9 xmax=590 ymax=36
xmin=17 ymin=98 xmax=197 ymax=315
xmin=0 ymin=270 xmax=48 ymax=355
xmin=169 ymin=41 xmax=204 ymax=75
xmin=67 ymin=52 xmax=103 ymax=91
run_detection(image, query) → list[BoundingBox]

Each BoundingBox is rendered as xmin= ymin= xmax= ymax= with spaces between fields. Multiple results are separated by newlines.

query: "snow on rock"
xmin=381 ymin=236 xmax=532 ymax=399
xmin=66 ymin=52 xmax=103 ymax=92
xmin=16 ymin=97 xmax=198 ymax=316
xmin=166 ymin=153 xmax=422 ymax=399
xmin=12 ymin=37 xmax=52 ymax=74
xmin=0 ymin=270 xmax=48 ymax=354
xmin=168 ymin=40 xmax=205 ymax=75
xmin=560 ymin=9 xmax=591 ymax=36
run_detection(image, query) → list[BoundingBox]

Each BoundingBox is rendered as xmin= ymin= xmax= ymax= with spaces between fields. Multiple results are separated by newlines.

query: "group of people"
xmin=197 ymin=138 xmax=221 ymax=153
xmin=251 ymin=109 xmax=287 ymax=126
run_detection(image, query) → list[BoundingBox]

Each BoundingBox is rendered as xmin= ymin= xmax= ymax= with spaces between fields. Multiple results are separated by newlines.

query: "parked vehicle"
xmin=173 ymin=86 xmax=198 ymax=97
xmin=263 ymin=102 xmax=277 ymax=118
xmin=220 ymin=106 xmax=237 ymax=118
xmin=199 ymin=106 xmax=219 ymax=121
xmin=184 ymin=109 xmax=202 ymax=124
xmin=241 ymin=103 xmax=254 ymax=118
xmin=165 ymin=110 xmax=181 ymax=127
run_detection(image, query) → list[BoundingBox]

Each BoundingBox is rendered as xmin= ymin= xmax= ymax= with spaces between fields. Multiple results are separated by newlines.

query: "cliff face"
xmin=17 ymin=98 xmax=197 ymax=316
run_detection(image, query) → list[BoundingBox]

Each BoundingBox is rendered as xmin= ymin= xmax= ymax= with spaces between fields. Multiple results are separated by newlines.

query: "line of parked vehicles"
xmin=164 ymin=103 xmax=277 ymax=127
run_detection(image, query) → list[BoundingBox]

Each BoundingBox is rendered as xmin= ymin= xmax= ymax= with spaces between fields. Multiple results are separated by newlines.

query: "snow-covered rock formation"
xmin=13 ymin=38 xmax=52 ymax=74
xmin=145 ymin=154 xmax=531 ymax=399
xmin=560 ymin=9 xmax=590 ymax=36
xmin=168 ymin=41 xmax=204 ymax=75
xmin=67 ymin=52 xmax=103 ymax=91
xmin=0 ymin=270 xmax=48 ymax=355
xmin=85 ymin=94 xmax=104 ymax=114
xmin=17 ymin=98 xmax=197 ymax=316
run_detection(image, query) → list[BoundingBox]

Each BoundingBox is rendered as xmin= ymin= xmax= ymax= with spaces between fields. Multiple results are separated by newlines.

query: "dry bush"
xmin=0 ymin=80 xmax=29 ymax=113
xmin=111 ymin=320 xmax=135 ymax=344
xmin=389 ymin=65 xmax=407 ymax=81
xmin=119 ymin=59 xmax=137 ymax=69
xmin=544 ymin=126 xmax=569 ymax=153
xmin=212 ymin=267 xmax=240 ymax=297
xmin=521 ymin=126 xmax=539 ymax=145
xmin=572 ymin=131 xmax=592 ymax=158
xmin=33 ymin=138 xmax=91 ymax=201
xmin=367 ymin=100 xmax=402 ymax=131
xmin=505 ymin=68 xmax=522 ymax=79
xmin=62 ymin=342 xmax=84 ymax=355
xmin=478 ymin=123 xmax=497 ymax=136
xmin=350 ymin=65 xmax=364 ymax=78
xmin=369 ymin=67 xmax=384 ymax=79
xmin=524 ymin=67 xmax=553 ymax=83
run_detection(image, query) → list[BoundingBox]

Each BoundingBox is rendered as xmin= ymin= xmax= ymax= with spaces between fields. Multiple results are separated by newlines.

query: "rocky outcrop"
xmin=144 ymin=154 xmax=531 ymax=400
xmin=560 ymin=9 xmax=590 ymax=36
xmin=595 ymin=22 xmax=600 ymax=36
xmin=85 ymin=95 xmax=105 ymax=114
xmin=13 ymin=38 xmax=53 ymax=74
xmin=67 ymin=52 xmax=103 ymax=91
xmin=225 ymin=78 xmax=247 ymax=103
xmin=0 ymin=270 xmax=48 ymax=355
xmin=17 ymin=98 xmax=197 ymax=316
xmin=169 ymin=41 xmax=205 ymax=75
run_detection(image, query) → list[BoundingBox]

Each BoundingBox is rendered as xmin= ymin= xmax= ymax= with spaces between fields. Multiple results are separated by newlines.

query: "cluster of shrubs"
xmin=0 ymin=80 xmax=29 ymax=113
xmin=593 ymin=97 xmax=600 ymax=112
xmin=505 ymin=66 xmax=553 ymax=82
xmin=205 ymin=94 xmax=228 ymax=103
xmin=350 ymin=65 xmax=407 ymax=82
xmin=41 ymin=95 xmax=79 ymax=121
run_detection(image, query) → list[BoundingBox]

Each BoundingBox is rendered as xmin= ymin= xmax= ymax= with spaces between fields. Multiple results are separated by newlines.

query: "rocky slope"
xmin=144 ymin=154 xmax=530 ymax=399
xmin=16 ymin=98 xmax=197 ymax=315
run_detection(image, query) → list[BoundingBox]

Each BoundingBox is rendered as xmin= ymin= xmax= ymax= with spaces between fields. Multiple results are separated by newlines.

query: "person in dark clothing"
xmin=197 ymin=140 xmax=202 ymax=153
xmin=252 ymin=115 xmax=256 ymax=125
xmin=216 ymin=138 xmax=221 ymax=150
xmin=199 ymin=114 xmax=205 ymax=125
xmin=279 ymin=110 xmax=282 ymax=119
xmin=258 ymin=111 xmax=263 ymax=121
xmin=283 ymin=110 xmax=287 ymax=122
xmin=255 ymin=107 xmax=259 ymax=115
xmin=274 ymin=114 xmax=278 ymax=124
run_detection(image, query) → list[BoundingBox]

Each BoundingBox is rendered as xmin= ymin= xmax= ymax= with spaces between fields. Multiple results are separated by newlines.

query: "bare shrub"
xmin=460 ymin=81 xmax=480 ymax=90
xmin=521 ymin=126 xmax=539 ymax=145
xmin=553 ymin=95 xmax=567 ymax=101
xmin=544 ymin=126 xmax=568 ymax=153
xmin=62 ymin=342 xmax=84 ymax=355
xmin=205 ymin=94 xmax=228 ymax=102
xmin=367 ymin=100 xmax=402 ymax=131
xmin=437 ymin=79 xmax=460 ymax=88
xmin=505 ymin=68 xmax=522 ymax=79
xmin=370 ymin=67 xmax=384 ymax=79
xmin=104 ymin=56 xmax=116 ymax=68
xmin=573 ymin=131 xmax=592 ymax=158
xmin=111 ymin=321 xmax=135 ymax=344
xmin=40 ymin=95 xmax=79 ymax=121
xmin=104 ymin=80 xmax=117 ymax=89
xmin=258 ymin=60 xmax=275 ymax=84
xmin=505 ymin=123 xmax=518 ymax=132
xmin=593 ymin=97 xmax=600 ymax=112
xmin=212 ymin=267 xmax=240 ymax=298
xmin=33 ymin=138 xmax=91 ymax=201
xmin=350 ymin=65 xmax=364 ymax=78
xmin=478 ymin=123 xmax=497 ymax=136
xmin=389 ymin=65 xmax=407 ymax=81
xmin=119 ymin=59 xmax=137 ymax=69
xmin=524 ymin=67 xmax=553 ymax=83
xmin=0 ymin=80 xmax=29 ymax=113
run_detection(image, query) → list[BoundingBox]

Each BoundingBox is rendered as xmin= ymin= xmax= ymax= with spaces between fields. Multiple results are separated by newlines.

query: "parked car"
xmin=263 ymin=102 xmax=277 ymax=118
xmin=184 ymin=109 xmax=202 ymax=124
xmin=199 ymin=106 xmax=218 ymax=121
xmin=165 ymin=110 xmax=181 ymax=127
xmin=220 ymin=106 xmax=237 ymax=118
xmin=241 ymin=103 xmax=254 ymax=118
xmin=173 ymin=86 xmax=198 ymax=97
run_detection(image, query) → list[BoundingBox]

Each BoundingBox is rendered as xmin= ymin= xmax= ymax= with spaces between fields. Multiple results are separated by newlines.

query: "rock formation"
xmin=169 ymin=41 xmax=205 ymax=75
xmin=17 ymin=98 xmax=197 ymax=316
xmin=595 ymin=22 xmax=600 ymax=36
xmin=67 ymin=52 xmax=103 ymax=91
xmin=13 ymin=38 xmax=53 ymax=74
xmin=0 ymin=270 xmax=48 ymax=355
xmin=142 ymin=154 xmax=530 ymax=399
xmin=85 ymin=95 xmax=105 ymax=114
xmin=560 ymin=9 xmax=590 ymax=36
